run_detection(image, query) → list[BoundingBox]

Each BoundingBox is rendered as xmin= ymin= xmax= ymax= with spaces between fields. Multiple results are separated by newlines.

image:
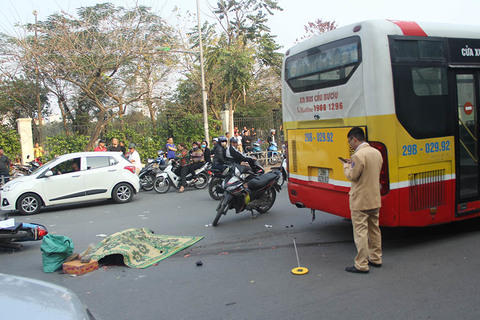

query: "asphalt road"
xmin=1 ymin=184 xmax=480 ymax=320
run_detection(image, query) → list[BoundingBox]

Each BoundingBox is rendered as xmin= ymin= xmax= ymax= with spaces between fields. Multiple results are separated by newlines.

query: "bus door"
xmin=455 ymin=70 xmax=480 ymax=215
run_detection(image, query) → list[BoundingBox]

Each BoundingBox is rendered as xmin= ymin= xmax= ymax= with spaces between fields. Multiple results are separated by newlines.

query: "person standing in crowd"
xmin=0 ymin=147 xmax=11 ymax=183
xmin=234 ymin=131 xmax=243 ymax=153
xmin=177 ymin=143 xmax=189 ymax=192
xmin=166 ymin=137 xmax=177 ymax=161
xmin=127 ymin=143 xmax=142 ymax=175
xmin=119 ymin=141 xmax=127 ymax=155
xmin=242 ymin=126 xmax=250 ymax=136
xmin=243 ymin=134 xmax=252 ymax=152
xmin=342 ymin=127 xmax=383 ymax=274
xmin=94 ymin=139 xmax=107 ymax=152
xmin=108 ymin=138 xmax=123 ymax=152
xmin=33 ymin=142 xmax=45 ymax=160
xmin=250 ymin=127 xmax=257 ymax=142
xmin=201 ymin=140 xmax=211 ymax=163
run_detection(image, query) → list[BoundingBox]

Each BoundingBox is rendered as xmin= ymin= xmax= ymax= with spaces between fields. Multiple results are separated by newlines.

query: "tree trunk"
xmin=86 ymin=111 xmax=107 ymax=151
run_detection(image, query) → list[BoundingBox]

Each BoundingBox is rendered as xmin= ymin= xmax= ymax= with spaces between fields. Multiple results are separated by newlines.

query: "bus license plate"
xmin=318 ymin=168 xmax=329 ymax=183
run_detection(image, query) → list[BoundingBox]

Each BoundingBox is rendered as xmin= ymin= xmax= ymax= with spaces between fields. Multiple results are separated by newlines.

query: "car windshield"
xmin=31 ymin=158 xmax=57 ymax=175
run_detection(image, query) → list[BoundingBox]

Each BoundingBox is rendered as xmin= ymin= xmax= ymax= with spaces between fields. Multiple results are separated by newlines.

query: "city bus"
xmin=282 ymin=19 xmax=480 ymax=226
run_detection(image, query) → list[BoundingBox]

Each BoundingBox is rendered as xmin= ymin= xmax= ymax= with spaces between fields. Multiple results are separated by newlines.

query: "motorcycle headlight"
xmin=2 ymin=180 xmax=22 ymax=192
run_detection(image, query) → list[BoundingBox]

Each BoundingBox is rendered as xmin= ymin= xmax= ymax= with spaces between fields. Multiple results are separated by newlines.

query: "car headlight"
xmin=2 ymin=180 xmax=22 ymax=192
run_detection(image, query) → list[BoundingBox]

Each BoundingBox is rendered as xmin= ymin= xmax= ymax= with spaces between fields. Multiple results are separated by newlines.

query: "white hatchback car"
xmin=1 ymin=152 xmax=140 ymax=215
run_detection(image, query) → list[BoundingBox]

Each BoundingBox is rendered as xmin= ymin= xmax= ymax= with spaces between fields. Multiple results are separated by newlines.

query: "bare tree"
xmin=5 ymin=4 xmax=178 ymax=149
xmin=296 ymin=18 xmax=338 ymax=43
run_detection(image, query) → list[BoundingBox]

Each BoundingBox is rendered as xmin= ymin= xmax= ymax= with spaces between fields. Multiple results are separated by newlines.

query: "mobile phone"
xmin=338 ymin=156 xmax=347 ymax=163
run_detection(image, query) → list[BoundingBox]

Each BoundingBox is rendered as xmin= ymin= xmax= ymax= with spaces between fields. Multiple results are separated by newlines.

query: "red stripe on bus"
xmin=287 ymin=179 xmax=477 ymax=227
xmin=389 ymin=20 xmax=428 ymax=37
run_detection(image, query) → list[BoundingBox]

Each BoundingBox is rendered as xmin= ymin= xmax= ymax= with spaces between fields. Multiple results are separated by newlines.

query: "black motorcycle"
xmin=212 ymin=163 xmax=281 ymax=226
xmin=207 ymin=166 xmax=229 ymax=200
xmin=208 ymin=159 xmax=264 ymax=201
xmin=139 ymin=153 xmax=167 ymax=191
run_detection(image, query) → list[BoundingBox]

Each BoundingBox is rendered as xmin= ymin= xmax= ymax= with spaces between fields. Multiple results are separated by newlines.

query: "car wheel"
xmin=112 ymin=183 xmax=134 ymax=203
xmin=17 ymin=193 xmax=42 ymax=215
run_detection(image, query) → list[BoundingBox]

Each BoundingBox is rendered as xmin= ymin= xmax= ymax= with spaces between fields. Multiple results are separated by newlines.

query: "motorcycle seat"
xmin=158 ymin=164 xmax=168 ymax=171
xmin=247 ymin=172 xmax=278 ymax=190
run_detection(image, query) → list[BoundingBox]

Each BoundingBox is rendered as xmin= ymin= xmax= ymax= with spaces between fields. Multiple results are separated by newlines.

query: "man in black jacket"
xmin=0 ymin=147 xmax=11 ymax=183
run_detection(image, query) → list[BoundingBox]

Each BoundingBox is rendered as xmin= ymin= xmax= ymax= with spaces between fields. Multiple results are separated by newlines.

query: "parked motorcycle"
xmin=208 ymin=158 xmax=265 ymax=201
xmin=208 ymin=166 xmax=229 ymax=200
xmin=153 ymin=159 xmax=209 ymax=193
xmin=11 ymin=156 xmax=41 ymax=178
xmin=212 ymin=163 xmax=281 ymax=226
xmin=267 ymin=142 xmax=280 ymax=165
xmin=245 ymin=143 xmax=268 ymax=167
xmin=0 ymin=217 xmax=48 ymax=250
xmin=139 ymin=152 xmax=167 ymax=191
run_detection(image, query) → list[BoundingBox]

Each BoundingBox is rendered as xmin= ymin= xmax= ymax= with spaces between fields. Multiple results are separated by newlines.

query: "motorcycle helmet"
xmin=229 ymin=137 xmax=238 ymax=144
xmin=128 ymin=143 xmax=136 ymax=149
xmin=270 ymin=129 xmax=276 ymax=134
xmin=218 ymin=136 xmax=227 ymax=143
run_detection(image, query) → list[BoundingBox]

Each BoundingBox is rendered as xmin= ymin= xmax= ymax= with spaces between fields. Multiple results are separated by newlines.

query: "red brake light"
xmin=369 ymin=141 xmax=390 ymax=196
xmin=35 ymin=226 xmax=48 ymax=239
xmin=124 ymin=166 xmax=136 ymax=174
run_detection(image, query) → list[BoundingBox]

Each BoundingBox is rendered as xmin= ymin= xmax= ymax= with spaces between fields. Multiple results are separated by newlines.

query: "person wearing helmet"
xmin=227 ymin=137 xmax=264 ymax=174
xmin=127 ymin=143 xmax=142 ymax=175
xmin=227 ymin=137 xmax=248 ymax=163
xmin=268 ymin=129 xmax=276 ymax=146
xmin=211 ymin=136 xmax=228 ymax=171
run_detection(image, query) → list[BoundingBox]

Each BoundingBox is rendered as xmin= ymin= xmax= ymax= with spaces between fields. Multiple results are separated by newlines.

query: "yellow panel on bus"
xmin=288 ymin=127 xmax=354 ymax=186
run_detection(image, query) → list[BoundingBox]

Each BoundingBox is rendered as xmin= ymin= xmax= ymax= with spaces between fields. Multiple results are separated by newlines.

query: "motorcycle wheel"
xmin=256 ymin=188 xmax=277 ymax=214
xmin=208 ymin=178 xmax=223 ymax=200
xmin=140 ymin=173 xmax=155 ymax=191
xmin=194 ymin=172 xmax=209 ymax=189
xmin=153 ymin=176 xmax=171 ymax=194
xmin=268 ymin=154 xmax=279 ymax=165
xmin=212 ymin=198 xmax=229 ymax=226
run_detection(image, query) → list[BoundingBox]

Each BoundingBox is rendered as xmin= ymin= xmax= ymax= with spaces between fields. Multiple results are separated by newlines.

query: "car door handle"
xmin=108 ymin=169 xmax=117 ymax=172
xmin=72 ymin=175 xmax=81 ymax=178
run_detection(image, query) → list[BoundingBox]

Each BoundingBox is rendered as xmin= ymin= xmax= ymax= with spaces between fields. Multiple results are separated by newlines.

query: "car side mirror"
xmin=44 ymin=170 xmax=53 ymax=177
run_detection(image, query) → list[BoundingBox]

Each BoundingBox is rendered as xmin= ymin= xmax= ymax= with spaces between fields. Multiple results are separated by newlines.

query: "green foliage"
xmin=0 ymin=128 xmax=21 ymax=158
xmin=45 ymin=135 xmax=90 ymax=158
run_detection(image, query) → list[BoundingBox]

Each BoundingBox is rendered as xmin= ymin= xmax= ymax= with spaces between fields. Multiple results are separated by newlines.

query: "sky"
xmin=1 ymin=0 xmax=480 ymax=50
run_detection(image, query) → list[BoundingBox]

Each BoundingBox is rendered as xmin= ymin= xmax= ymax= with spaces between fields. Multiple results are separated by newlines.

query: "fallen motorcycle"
xmin=212 ymin=163 xmax=281 ymax=226
xmin=153 ymin=159 xmax=209 ymax=193
xmin=0 ymin=217 xmax=48 ymax=250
